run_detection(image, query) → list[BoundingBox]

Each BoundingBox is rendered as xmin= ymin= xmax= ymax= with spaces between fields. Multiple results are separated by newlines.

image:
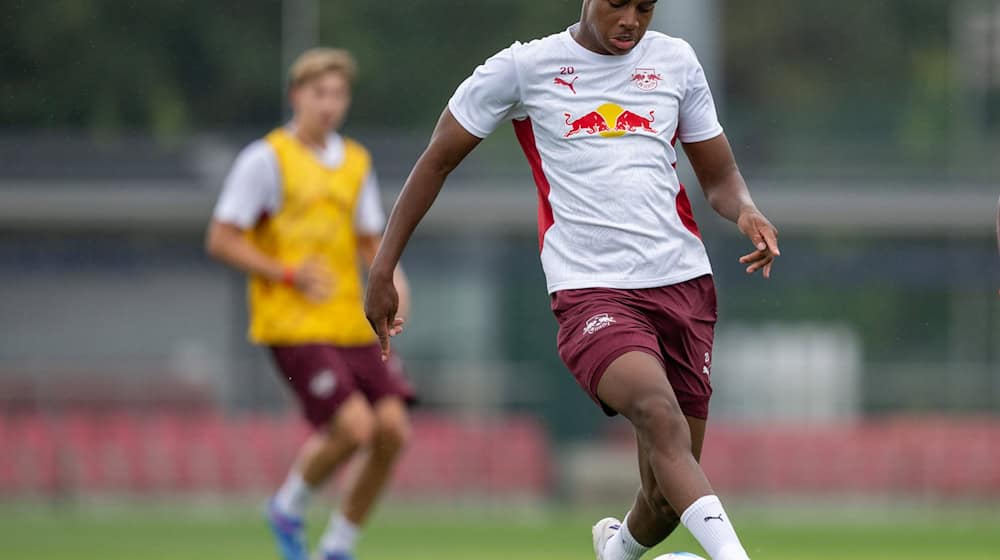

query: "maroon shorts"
xmin=551 ymin=275 xmax=717 ymax=420
xmin=268 ymin=343 xmax=416 ymax=429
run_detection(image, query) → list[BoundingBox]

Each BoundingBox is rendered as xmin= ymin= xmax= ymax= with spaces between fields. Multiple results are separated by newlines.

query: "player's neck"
xmin=290 ymin=119 xmax=329 ymax=151
xmin=571 ymin=21 xmax=610 ymax=55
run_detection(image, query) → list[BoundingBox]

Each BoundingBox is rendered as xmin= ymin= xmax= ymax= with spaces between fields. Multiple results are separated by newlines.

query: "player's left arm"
xmin=683 ymin=133 xmax=780 ymax=278
xmin=357 ymin=235 xmax=411 ymax=321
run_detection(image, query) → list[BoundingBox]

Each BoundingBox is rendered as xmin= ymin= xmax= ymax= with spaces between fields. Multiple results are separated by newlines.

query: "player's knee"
xmin=373 ymin=402 xmax=411 ymax=456
xmin=628 ymin=394 xmax=685 ymax=434
xmin=331 ymin=401 xmax=376 ymax=450
xmin=346 ymin=413 xmax=375 ymax=448
xmin=343 ymin=418 xmax=376 ymax=450
xmin=373 ymin=415 xmax=410 ymax=458
xmin=628 ymin=395 xmax=689 ymax=450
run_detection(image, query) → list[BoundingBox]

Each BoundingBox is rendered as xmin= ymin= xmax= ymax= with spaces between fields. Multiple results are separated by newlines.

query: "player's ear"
xmin=287 ymin=84 xmax=300 ymax=110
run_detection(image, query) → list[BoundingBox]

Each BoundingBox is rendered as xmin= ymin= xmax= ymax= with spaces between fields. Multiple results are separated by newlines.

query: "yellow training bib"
xmin=246 ymin=129 xmax=377 ymax=346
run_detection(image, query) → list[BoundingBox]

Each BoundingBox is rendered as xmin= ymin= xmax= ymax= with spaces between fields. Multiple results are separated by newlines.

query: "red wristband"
xmin=281 ymin=266 xmax=296 ymax=286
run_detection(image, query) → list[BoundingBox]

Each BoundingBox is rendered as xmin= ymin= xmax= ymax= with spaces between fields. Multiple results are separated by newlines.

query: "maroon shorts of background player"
xmin=551 ymin=275 xmax=717 ymax=420
xmin=268 ymin=343 xmax=416 ymax=429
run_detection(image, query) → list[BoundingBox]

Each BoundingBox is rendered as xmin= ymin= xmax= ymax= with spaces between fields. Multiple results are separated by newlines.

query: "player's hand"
xmin=737 ymin=207 xmax=780 ymax=279
xmin=365 ymin=269 xmax=405 ymax=360
xmin=294 ymin=259 xmax=334 ymax=302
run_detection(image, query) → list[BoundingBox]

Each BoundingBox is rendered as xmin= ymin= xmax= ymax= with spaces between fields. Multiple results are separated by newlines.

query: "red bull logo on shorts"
xmin=583 ymin=313 xmax=616 ymax=335
xmin=563 ymin=103 xmax=657 ymax=138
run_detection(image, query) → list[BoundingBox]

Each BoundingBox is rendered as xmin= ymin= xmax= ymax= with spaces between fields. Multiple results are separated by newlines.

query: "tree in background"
xmin=3 ymin=0 xmax=992 ymax=176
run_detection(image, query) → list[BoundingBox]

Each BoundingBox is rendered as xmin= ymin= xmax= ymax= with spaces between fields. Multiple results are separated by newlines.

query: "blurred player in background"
xmin=366 ymin=1 xmax=778 ymax=560
xmin=206 ymin=48 xmax=414 ymax=560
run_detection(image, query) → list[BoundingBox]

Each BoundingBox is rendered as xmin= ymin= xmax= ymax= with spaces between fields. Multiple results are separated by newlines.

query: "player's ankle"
xmin=320 ymin=512 xmax=360 ymax=554
xmin=272 ymin=470 xmax=312 ymax=518
xmin=680 ymin=495 xmax=749 ymax=560
xmin=603 ymin=512 xmax=650 ymax=560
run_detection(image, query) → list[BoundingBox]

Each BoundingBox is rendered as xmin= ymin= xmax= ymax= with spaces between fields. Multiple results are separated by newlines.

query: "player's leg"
xmin=296 ymin=393 xmax=377 ymax=487
xmin=605 ymin=416 xmax=707 ymax=558
xmin=319 ymin=397 xmax=411 ymax=558
xmin=550 ymin=288 xmax=743 ymax=559
xmin=340 ymin=397 xmax=410 ymax=523
xmin=597 ymin=352 xmax=749 ymax=560
xmin=268 ymin=393 xmax=374 ymax=560
xmin=599 ymin=352 xmax=710 ymax=512
xmin=317 ymin=346 xmax=416 ymax=560
xmin=267 ymin=345 xmax=373 ymax=560
xmin=593 ymin=352 xmax=709 ymax=559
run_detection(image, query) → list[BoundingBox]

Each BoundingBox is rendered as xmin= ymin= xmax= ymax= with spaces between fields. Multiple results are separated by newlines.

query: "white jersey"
xmin=213 ymin=131 xmax=386 ymax=235
xmin=448 ymin=25 xmax=723 ymax=293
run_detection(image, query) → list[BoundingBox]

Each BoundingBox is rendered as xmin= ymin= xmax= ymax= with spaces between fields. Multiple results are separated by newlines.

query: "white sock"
xmin=603 ymin=512 xmax=650 ymax=560
xmin=680 ymin=495 xmax=750 ymax=560
xmin=272 ymin=470 xmax=312 ymax=518
xmin=321 ymin=512 xmax=360 ymax=553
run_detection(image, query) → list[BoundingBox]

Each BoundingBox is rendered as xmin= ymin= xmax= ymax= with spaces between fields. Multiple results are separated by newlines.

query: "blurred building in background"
xmin=1 ymin=0 xmax=998 ymax=504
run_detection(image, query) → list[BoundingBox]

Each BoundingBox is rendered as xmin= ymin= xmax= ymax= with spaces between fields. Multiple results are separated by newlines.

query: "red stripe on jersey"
xmin=675 ymin=184 xmax=701 ymax=239
xmin=671 ymin=131 xmax=701 ymax=239
xmin=513 ymin=118 xmax=555 ymax=251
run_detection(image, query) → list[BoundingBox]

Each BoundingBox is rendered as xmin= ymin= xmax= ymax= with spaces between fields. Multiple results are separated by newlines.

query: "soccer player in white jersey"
xmin=366 ymin=2 xmax=779 ymax=559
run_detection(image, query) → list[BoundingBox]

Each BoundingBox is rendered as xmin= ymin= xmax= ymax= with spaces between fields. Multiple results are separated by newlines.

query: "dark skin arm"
xmin=357 ymin=233 xmax=411 ymax=320
xmin=365 ymin=108 xmax=482 ymax=356
xmin=683 ymin=133 xmax=780 ymax=278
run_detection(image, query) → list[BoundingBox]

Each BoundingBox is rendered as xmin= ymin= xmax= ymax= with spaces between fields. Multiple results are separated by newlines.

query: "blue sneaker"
xmin=266 ymin=499 xmax=307 ymax=560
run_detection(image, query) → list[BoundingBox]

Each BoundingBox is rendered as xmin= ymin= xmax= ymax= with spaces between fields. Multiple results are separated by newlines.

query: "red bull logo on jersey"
xmin=564 ymin=103 xmax=657 ymax=138
xmin=632 ymin=67 xmax=663 ymax=91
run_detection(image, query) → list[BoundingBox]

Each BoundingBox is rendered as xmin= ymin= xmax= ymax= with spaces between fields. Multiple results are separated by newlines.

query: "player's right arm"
xmin=364 ymin=110 xmax=482 ymax=350
xmin=205 ymin=141 xmax=331 ymax=301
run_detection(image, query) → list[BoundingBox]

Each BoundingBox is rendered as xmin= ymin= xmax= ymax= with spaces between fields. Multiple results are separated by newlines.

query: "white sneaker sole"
xmin=591 ymin=517 xmax=622 ymax=560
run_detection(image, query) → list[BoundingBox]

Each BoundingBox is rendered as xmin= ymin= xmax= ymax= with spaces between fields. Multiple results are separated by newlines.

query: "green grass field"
xmin=2 ymin=503 xmax=998 ymax=559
